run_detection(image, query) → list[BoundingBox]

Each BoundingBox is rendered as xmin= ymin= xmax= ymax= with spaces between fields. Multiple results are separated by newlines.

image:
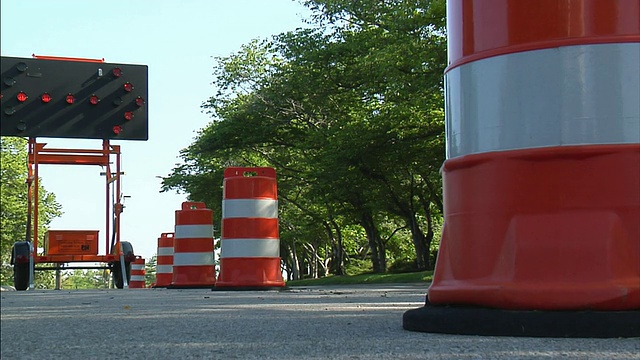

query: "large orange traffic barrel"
xmin=215 ymin=167 xmax=285 ymax=289
xmin=153 ymin=232 xmax=174 ymax=288
xmin=170 ymin=202 xmax=216 ymax=288
xmin=404 ymin=0 xmax=639 ymax=337
xmin=129 ymin=256 xmax=146 ymax=288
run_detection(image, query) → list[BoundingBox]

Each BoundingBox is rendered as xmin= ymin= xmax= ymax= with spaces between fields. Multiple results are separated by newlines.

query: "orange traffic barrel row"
xmin=171 ymin=202 xmax=216 ymax=288
xmin=154 ymin=232 xmax=174 ymax=288
xmin=215 ymin=167 xmax=285 ymax=289
xmin=129 ymin=256 xmax=145 ymax=288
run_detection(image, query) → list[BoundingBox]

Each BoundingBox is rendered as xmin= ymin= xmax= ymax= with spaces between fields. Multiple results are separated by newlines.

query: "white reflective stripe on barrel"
xmin=131 ymin=264 xmax=145 ymax=270
xmin=220 ymin=239 xmax=280 ymax=258
xmin=445 ymin=43 xmax=640 ymax=159
xmin=222 ymin=199 xmax=278 ymax=219
xmin=174 ymin=224 xmax=214 ymax=239
xmin=173 ymin=252 xmax=214 ymax=266
xmin=130 ymin=275 xmax=145 ymax=282
xmin=156 ymin=265 xmax=173 ymax=273
xmin=157 ymin=247 xmax=174 ymax=256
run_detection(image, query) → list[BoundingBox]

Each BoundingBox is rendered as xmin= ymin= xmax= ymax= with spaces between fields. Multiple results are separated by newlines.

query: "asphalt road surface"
xmin=1 ymin=284 xmax=638 ymax=359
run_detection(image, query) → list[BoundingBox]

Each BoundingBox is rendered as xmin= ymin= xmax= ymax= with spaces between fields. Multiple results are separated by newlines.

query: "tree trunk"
xmin=311 ymin=244 xmax=318 ymax=278
xmin=318 ymin=243 xmax=329 ymax=277
xmin=425 ymin=208 xmax=435 ymax=270
xmin=289 ymin=241 xmax=301 ymax=280
xmin=359 ymin=211 xmax=385 ymax=273
xmin=407 ymin=214 xmax=430 ymax=270
xmin=419 ymin=195 xmax=436 ymax=270
xmin=324 ymin=218 xmax=345 ymax=275
xmin=422 ymin=173 xmax=443 ymax=214
xmin=378 ymin=233 xmax=386 ymax=271
xmin=301 ymin=243 xmax=314 ymax=278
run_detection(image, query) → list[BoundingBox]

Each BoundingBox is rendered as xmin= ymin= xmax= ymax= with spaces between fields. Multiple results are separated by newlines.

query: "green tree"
xmin=302 ymin=0 xmax=447 ymax=270
xmin=1 ymin=137 xmax=62 ymax=286
xmin=145 ymin=255 xmax=157 ymax=287
xmin=62 ymin=269 xmax=109 ymax=289
xmin=162 ymin=0 xmax=446 ymax=275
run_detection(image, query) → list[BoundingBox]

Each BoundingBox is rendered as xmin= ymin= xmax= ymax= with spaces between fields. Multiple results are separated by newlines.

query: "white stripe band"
xmin=156 ymin=265 xmax=173 ymax=273
xmin=131 ymin=265 xmax=144 ymax=271
xmin=445 ymin=43 xmax=640 ymax=158
xmin=130 ymin=275 xmax=145 ymax=282
xmin=173 ymin=252 xmax=214 ymax=266
xmin=157 ymin=247 xmax=174 ymax=256
xmin=174 ymin=224 xmax=214 ymax=239
xmin=222 ymin=199 xmax=278 ymax=219
xmin=220 ymin=239 xmax=280 ymax=258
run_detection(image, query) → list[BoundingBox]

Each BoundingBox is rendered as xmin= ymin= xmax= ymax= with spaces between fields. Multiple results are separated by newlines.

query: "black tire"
xmin=120 ymin=241 xmax=134 ymax=260
xmin=111 ymin=241 xmax=134 ymax=289
xmin=11 ymin=242 xmax=32 ymax=291
xmin=13 ymin=263 xmax=30 ymax=291
xmin=112 ymin=261 xmax=131 ymax=289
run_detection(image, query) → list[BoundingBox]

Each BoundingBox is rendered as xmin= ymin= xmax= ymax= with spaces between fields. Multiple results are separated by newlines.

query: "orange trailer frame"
xmin=25 ymin=138 xmax=131 ymax=287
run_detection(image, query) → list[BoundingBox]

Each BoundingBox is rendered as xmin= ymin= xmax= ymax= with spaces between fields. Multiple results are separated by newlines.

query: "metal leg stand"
xmin=119 ymin=251 xmax=129 ymax=289
xmin=28 ymin=242 xmax=35 ymax=290
xmin=55 ymin=264 xmax=61 ymax=290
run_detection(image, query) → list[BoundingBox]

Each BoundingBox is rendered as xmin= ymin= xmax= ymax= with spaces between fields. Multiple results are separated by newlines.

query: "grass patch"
xmin=286 ymin=270 xmax=433 ymax=286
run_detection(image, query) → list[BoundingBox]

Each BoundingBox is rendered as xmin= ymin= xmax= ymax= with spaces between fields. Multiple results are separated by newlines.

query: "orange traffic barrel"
xmin=153 ymin=232 xmax=174 ymax=288
xmin=215 ymin=167 xmax=285 ymax=289
xmin=404 ymin=0 xmax=639 ymax=337
xmin=129 ymin=256 xmax=146 ymax=288
xmin=170 ymin=202 xmax=215 ymax=288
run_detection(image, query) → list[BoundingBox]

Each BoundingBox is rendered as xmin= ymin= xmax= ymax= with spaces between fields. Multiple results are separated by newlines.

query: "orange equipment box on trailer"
xmin=44 ymin=230 xmax=99 ymax=256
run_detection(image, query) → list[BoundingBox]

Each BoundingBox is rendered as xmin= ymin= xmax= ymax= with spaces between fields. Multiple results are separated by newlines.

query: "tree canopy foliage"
xmin=145 ymin=255 xmax=156 ymax=287
xmin=162 ymin=0 xmax=447 ymax=278
xmin=62 ymin=269 xmax=110 ymax=289
xmin=1 ymin=137 xmax=62 ymax=286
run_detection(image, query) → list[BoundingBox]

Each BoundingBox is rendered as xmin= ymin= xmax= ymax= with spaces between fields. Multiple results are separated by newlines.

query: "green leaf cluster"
xmin=61 ymin=269 xmax=110 ymax=289
xmin=1 ymin=137 xmax=62 ymax=286
xmin=145 ymin=255 xmax=156 ymax=287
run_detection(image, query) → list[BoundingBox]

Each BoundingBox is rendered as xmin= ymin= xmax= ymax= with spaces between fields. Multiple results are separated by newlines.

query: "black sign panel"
xmin=1 ymin=56 xmax=148 ymax=140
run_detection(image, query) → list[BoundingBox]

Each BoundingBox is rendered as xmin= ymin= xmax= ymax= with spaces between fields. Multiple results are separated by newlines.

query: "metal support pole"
xmin=55 ymin=264 xmax=61 ymax=290
xmin=28 ymin=242 xmax=35 ymax=290
xmin=120 ymin=250 xmax=129 ymax=289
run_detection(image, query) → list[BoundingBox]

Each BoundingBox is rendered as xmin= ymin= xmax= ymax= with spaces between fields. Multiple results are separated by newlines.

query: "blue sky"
xmin=1 ymin=0 xmax=312 ymax=260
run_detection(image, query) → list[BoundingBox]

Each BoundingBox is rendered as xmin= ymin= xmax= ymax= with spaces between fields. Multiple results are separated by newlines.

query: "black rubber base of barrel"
xmin=212 ymin=286 xmax=288 ymax=291
xmin=403 ymin=302 xmax=640 ymax=338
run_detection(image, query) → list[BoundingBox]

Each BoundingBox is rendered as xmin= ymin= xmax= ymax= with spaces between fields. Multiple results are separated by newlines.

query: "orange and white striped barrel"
xmin=154 ymin=232 xmax=174 ymax=288
xmin=129 ymin=256 xmax=146 ymax=288
xmin=216 ymin=167 xmax=285 ymax=289
xmin=171 ymin=202 xmax=216 ymax=288
xmin=429 ymin=0 xmax=639 ymax=310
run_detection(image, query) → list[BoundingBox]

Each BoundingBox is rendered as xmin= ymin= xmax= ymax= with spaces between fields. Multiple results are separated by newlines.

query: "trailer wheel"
xmin=13 ymin=263 xmax=30 ymax=291
xmin=11 ymin=242 xmax=32 ymax=291
xmin=112 ymin=261 xmax=132 ymax=289
xmin=111 ymin=241 xmax=134 ymax=289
